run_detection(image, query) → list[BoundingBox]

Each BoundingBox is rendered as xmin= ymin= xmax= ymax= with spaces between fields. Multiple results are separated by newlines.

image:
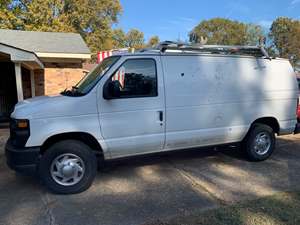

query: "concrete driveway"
xmin=0 ymin=128 xmax=300 ymax=225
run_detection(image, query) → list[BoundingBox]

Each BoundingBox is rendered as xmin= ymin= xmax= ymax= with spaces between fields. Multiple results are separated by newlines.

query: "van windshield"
xmin=61 ymin=56 xmax=120 ymax=96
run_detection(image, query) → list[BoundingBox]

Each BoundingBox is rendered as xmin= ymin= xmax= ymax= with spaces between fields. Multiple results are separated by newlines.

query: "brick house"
xmin=0 ymin=29 xmax=91 ymax=121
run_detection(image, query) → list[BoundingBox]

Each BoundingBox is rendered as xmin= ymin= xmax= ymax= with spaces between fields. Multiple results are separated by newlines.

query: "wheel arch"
xmin=243 ymin=117 xmax=280 ymax=141
xmin=251 ymin=117 xmax=280 ymax=134
xmin=40 ymin=132 xmax=104 ymax=158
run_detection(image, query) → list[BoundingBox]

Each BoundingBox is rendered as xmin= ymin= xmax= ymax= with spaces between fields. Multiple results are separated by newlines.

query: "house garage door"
xmin=0 ymin=62 xmax=17 ymax=121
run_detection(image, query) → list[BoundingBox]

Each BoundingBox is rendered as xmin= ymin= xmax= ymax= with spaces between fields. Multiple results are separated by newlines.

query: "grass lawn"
xmin=147 ymin=191 xmax=300 ymax=225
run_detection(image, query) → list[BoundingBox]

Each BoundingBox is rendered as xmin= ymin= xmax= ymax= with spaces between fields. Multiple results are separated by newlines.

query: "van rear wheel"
xmin=38 ymin=140 xmax=97 ymax=194
xmin=243 ymin=123 xmax=275 ymax=161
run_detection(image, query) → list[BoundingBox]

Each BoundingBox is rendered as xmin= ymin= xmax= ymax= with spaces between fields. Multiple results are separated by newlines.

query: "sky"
xmin=116 ymin=0 xmax=300 ymax=42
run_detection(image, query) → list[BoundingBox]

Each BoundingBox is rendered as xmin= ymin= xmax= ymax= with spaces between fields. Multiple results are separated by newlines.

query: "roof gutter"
xmin=0 ymin=42 xmax=44 ymax=69
xmin=36 ymin=52 xmax=91 ymax=59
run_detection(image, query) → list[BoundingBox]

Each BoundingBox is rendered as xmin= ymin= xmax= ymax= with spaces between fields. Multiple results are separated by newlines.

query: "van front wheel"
xmin=39 ymin=140 xmax=97 ymax=194
xmin=243 ymin=124 xmax=275 ymax=161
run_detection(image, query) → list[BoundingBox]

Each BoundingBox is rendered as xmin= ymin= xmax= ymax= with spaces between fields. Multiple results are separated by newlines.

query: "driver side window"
xmin=109 ymin=58 xmax=157 ymax=98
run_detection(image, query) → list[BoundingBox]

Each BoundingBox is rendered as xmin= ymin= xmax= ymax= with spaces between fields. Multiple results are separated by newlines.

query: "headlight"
xmin=10 ymin=119 xmax=30 ymax=147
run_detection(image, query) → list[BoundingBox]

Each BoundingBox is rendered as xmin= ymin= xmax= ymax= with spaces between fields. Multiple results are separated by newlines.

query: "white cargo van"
xmin=5 ymin=42 xmax=300 ymax=194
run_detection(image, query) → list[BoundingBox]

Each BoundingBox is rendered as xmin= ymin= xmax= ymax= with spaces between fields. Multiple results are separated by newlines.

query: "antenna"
xmin=259 ymin=36 xmax=266 ymax=46
xmin=258 ymin=36 xmax=271 ymax=60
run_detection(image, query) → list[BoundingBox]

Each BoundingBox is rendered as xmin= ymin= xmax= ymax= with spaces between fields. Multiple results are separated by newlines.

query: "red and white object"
xmin=297 ymin=98 xmax=300 ymax=122
xmin=97 ymin=51 xmax=112 ymax=63
xmin=97 ymin=48 xmax=132 ymax=63
xmin=112 ymin=67 xmax=125 ymax=88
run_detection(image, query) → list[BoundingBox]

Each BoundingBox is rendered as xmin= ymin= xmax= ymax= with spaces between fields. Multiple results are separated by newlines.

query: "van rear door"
xmin=98 ymin=56 xmax=166 ymax=158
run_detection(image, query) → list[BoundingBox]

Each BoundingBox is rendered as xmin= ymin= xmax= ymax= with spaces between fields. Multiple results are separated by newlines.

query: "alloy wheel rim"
xmin=253 ymin=132 xmax=271 ymax=155
xmin=50 ymin=153 xmax=85 ymax=186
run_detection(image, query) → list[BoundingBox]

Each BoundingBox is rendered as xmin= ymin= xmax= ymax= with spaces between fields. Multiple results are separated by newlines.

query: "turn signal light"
xmin=16 ymin=120 xmax=29 ymax=129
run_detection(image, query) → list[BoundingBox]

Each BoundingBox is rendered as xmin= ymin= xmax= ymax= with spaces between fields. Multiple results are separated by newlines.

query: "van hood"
xmin=11 ymin=94 xmax=97 ymax=119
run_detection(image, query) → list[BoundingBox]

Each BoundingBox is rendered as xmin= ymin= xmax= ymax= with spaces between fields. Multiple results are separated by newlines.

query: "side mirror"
xmin=103 ymin=80 xmax=121 ymax=99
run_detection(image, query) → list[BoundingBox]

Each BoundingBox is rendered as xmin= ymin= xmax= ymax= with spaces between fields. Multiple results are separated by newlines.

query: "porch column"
xmin=14 ymin=63 xmax=24 ymax=101
xmin=30 ymin=70 xmax=35 ymax=97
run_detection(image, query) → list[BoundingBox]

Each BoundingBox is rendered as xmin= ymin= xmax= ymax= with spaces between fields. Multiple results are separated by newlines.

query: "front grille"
xmin=9 ymin=119 xmax=17 ymax=140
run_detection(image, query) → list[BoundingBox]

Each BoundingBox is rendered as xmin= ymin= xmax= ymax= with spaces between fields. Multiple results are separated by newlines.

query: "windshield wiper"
xmin=71 ymin=86 xmax=84 ymax=96
xmin=60 ymin=88 xmax=68 ymax=95
xmin=60 ymin=87 xmax=84 ymax=97
xmin=72 ymin=90 xmax=84 ymax=96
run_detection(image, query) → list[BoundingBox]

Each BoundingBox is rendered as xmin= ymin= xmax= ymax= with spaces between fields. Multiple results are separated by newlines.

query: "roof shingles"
xmin=0 ymin=29 xmax=90 ymax=54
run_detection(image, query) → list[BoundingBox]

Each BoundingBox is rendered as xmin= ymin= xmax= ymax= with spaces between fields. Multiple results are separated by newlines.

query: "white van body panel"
xmin=11 ymin=92 xmax=108 ymax=155
xmin=97 ymin=55 xmax=166 ymax=158
xmin=10 ymin=53 xmax=299 ymax=160
xmin=162 ymin=55 xmax=298 ymax=150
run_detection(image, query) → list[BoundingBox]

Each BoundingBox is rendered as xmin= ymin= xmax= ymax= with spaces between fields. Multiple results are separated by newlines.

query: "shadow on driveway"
xmin=0 ymin=129 xmax=300 ymax=225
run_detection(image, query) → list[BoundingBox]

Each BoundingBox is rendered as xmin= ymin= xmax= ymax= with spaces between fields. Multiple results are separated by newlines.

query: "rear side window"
xmin=109 ymin=59 xmax=157 ymax=98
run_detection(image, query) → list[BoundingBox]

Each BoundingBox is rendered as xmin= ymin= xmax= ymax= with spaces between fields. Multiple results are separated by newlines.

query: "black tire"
xmin=242 ymin=123 xmax=276 ymax=161
xmin=38 ymin=140 xmax=97 ymax=194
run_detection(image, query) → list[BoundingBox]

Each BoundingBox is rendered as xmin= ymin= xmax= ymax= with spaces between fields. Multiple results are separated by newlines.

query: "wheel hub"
xmin=253 ymin=132 xmax=271 ymax=155
xmin=50 ymin=153 xmax=85 ymax=186
xmin=61 ymin=162 xmax=76 ymax=178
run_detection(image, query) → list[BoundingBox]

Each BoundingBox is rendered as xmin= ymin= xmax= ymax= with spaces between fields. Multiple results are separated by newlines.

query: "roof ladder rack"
xmin=156 ymin=41 xmax=271 ymax=59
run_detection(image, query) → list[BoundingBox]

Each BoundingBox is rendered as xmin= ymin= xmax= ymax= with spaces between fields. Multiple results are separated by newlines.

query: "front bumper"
xmin=5 ymin=139 xmax=40 ymax=175
xmin=295 ymin=123 xmax=300 ymax=134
